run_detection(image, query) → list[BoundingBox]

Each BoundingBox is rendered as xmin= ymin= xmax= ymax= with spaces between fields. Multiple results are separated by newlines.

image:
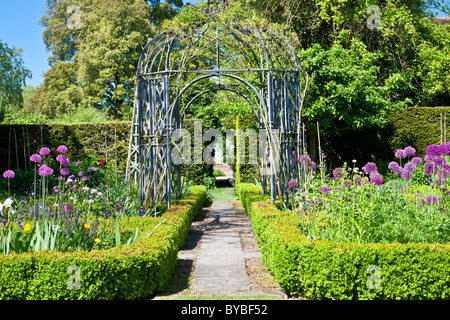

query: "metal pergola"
xmin=126 ymin=0 xmax=307 ymax=210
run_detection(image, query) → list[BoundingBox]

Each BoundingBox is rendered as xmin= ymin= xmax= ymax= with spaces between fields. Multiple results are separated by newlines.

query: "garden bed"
xmin=0 ymin=185 xmax=206 ymax=300
xmin=237 ymin=183 xmax=450 ymax=300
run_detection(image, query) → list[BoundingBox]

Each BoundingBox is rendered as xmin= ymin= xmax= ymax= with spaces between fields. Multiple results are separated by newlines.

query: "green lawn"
xmin=207 ymin=187 xmax=237 ymax=201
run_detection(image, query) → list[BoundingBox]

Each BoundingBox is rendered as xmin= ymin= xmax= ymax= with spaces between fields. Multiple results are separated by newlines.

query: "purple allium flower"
xmin=424 ymin=163 xmax=434 ymax=176
xmin=39 ymin=147 xmax=51 ymax=156
xmin=333 ymin=167 xmax=344 ymax=179
xmin=38 ymin=165 xmax=53 ymax=177
xmin=425 ymin=196 xmax=439 ymax=205
xmin=81 ymin=176 xmax=88 ymax=182
xmin=401 ymin=170 xmax=412 ymax=180
xmin=353 ymin=174 xmax=364 ymax=186
xmin=3 ymin=170 xmax=15 ymax=179
xmin=76 ymin=161 xmax=82 ymax=167
xmin=78 ymin=170 xmax=86 ymax=177
xmin=404 ymin=162 xmax=417 ymax=173
xmin=288 ymin=179 xmax=298 ymax=188
xmin=426 ymin=144 xmax=441 ymax=157
xmin=440 ymin=143 xmax=450 ymax=156
xmin=30 ymin=154 xmax=42 ymax=163
xmin=404 ymin=146 xmax=416 ymax=157
xmin=307 ymin=161 xmax=316 ymax=170
xmin=56 ymin=154 xmax=70 ymax=166
xmin=299 ymin=154 xmax=311 ymax=163
xmin=362 ymin=162 xmax=378 ymax=175
xmin=411 ymin=157 xmax=423 ymax=165
xmin=322 ymin=153 xmax=327 ymax=158
xmin=56 ymin=145 xmax=68 ymax=154
xmin=371 ymin=173 xmax=384 ymax=186
xmin=388 ymin=161 xmax=399 ymax=171
xmin=319 ymin=186 xmax=331 ymax=194
xmin=61 ymin=168 xmax=70 ymax=176
xmin=395 ymin=149 xmax=406 ymax=159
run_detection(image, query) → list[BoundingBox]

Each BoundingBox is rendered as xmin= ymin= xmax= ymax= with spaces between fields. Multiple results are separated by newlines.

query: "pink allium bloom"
xmin=388 ymin=161 xmax=399 ymax=171
xmin=61 ymin=168 xmax=70 ymax=176
xmin=76 ymin=161 xmax=82 ymax=167
xmin=39 ymin=147 xmax=51 ymax=156
xmin=3 ymin=170 xmax=15 ymax=179
xmin=370 ymin=173 xmax=384 ymax=186
xmin=426 ymin=144 xmax=441 ymax=156
xmin=38 ymin=165 xmax=53 ymax=177
xmin=56 ymin=154 xmax=70 ymax=166
xmin=30 ymin=154 xmax=42 ymax=163
xmin=288 ymin=179 xmax=298 ymax=188
xmin=395 ymin=149 xmax=406 ymax=159
xmin=404 ymin=162 xmax=416 ymax=173
xmin=56 ymin=145 xmax=68 ymax=154
xmin=319 ymin=186 xmax=331 ymax=194
xmin=404 ymin=146 xmax=416 ymax=157
xmin=411 ymin=157 xmax=423 ymax=165
xmin=362 ymin=162 xmax=378 ymax=175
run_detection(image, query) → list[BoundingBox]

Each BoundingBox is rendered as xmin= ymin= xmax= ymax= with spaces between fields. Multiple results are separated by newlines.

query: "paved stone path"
xmin=154 ymin=200 xmax=285 ymax=298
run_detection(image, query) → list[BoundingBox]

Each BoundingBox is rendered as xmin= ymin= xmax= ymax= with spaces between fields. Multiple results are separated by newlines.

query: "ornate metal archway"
xmin=126 ymin=1 xmax=307 ymax=210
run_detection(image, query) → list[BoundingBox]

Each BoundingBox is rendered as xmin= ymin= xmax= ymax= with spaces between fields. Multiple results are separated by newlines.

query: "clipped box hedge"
xmin=0 ymin=185 xmax=206 ymax=300
xmin=238 ymin=183 xmax=450 ymax=300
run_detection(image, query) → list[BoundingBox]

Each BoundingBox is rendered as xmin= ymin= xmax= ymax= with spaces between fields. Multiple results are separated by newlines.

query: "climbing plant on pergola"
xmin=126 ymin=0 xmax=308 ymax=210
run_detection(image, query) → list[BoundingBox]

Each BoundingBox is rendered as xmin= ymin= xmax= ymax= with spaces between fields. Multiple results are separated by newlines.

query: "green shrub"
xmin=237 ymin=183 xmax=450 ymax=300
xmin=0 ymin=185 xmax=206 ymax=300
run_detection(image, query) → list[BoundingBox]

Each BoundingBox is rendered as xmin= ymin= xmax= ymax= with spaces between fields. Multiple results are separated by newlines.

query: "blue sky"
xmin=0 ymin=0 xmax=447 ymax=88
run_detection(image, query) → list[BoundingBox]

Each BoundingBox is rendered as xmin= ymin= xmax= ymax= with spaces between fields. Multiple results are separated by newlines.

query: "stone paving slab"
xmin=153 ymin=199 xmax=286 ymax=299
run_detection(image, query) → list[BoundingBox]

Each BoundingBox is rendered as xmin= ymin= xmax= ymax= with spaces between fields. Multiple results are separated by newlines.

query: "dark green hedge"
xmin=0 ymin=185 xmax=206 ymax=300
xmin=238 ymin=183 xmax=450 ymax=300
xmin=235 ymin=114 xmax=259 ymax=184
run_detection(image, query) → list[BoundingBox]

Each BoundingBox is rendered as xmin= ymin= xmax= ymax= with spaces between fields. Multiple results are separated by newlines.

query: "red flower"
xmin=99 ymin=161 xmax=105 ymax=166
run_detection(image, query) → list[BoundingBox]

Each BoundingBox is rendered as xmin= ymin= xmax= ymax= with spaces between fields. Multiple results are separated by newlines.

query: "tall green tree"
xmin=29 ymin=0 xmax=182 ymax=120
xmin=0 ymin=40 xmax=31 ymax=120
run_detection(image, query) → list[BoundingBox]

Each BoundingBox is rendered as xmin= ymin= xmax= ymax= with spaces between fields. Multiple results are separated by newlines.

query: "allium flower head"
xmin=404 ymin=146 xmax=416 ymax=157
xmin=394 ymin=166 xmax=404 ymax=176
xmin=333 ymin=167 xmax=344 ymax=179
xmin=61 ymin=168 xmax=70 ymax=176
xmin=440 ymin=143 xmax=450 ymax=156
xmin=299 ymin=154 xmax=311 ymax=163
xmin=395 ymin=149 xmax=406 ymax=159
xmin=3 ymin=170 xmax=15 ymax=179
xmin=56 ymin=145 xmax=68 ymax=154
xmin=39 ymin=147 xmax=51 ymax=156
xmin=362 ymin=162 xmax=378 ymax=175
xmin=426 ymin=144 xmax=441 ymax=157
xmin=411 ymin=157 xmax=423 ymax=165
xmin=370 ymin=173 xmax=384 ymax=186
xmin=30 ymin=154 xmax=42 ymax=163
xmin=76 ymin=161 xmax=82 ymax=167
xmin=56 ymin=154 xmax=70 ymax=166
xmin=288 ymin=179 xmax=298 ymax=189
xmin=319 ymin=186 xmax=331 ymax=194
xmin=404 ymin=162 xmax=417 ymax=173
xmin=388 ymin=161 xmax=399 ymax=171
xmin=307 ymin=161 xmax=316 ymax=170
xmin=343 ymin=179 xmax=353 ymax=187
xmin=38 ymin=165 xmax=53 ymax=177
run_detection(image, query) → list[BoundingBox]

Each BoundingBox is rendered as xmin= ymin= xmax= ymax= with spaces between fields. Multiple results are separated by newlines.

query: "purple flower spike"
xmin=30 ymin=154 xmax=42 ymax=163
xmin=3 ymin=170 xmax=15 ymax=179
xmin=39 ymin=147 xmax=51 ymax=156
xmin=56 ymin=145 xmax=68 ymax=154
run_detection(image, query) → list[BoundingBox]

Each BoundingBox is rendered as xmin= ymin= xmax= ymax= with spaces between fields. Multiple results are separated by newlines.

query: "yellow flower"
xmin=95 ymin=238 xmax=101 ymax=243
xmin=84 ymin=223 xmax=90 ymax=229
xmin=23 ymin=223 xmax=32 ymax=232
